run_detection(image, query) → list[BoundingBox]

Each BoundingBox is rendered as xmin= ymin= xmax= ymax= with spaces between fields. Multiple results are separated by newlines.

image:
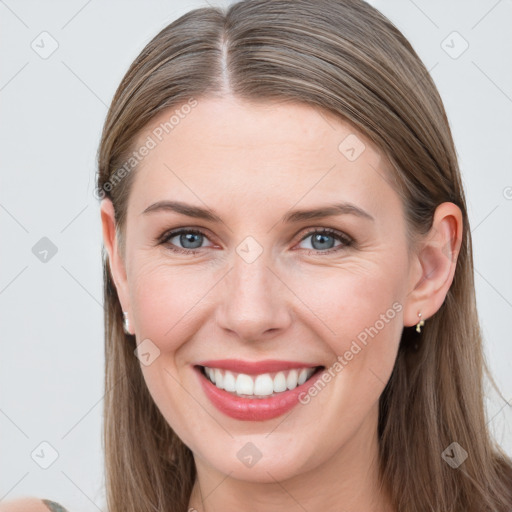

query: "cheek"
xmin=293 ymin=259 xmax=405 ymax=354
xmin=288 ymin=258 xmax=405 ymax=426
xmin=126 ymin=259 xmax=215 ymax=447
xmin=128 ymin=257 xmax=216 ymax=348
xmin=287 ymin=266 xmax=404 ymax=455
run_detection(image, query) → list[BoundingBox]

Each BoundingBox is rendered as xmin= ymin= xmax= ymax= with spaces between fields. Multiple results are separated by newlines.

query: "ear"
xmin=403 ymin=202 xmax=463 ymax=328
xmin=100 ymin=198 xmax=130 ymax=317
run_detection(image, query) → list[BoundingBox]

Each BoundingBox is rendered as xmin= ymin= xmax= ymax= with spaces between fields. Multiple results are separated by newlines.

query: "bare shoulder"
xmin=0 ymin=498 xmax=69 ymax=512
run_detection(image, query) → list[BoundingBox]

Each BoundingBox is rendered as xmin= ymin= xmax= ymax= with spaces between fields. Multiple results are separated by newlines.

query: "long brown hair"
xmin=96 ymin=1 xmax=512 ymax=510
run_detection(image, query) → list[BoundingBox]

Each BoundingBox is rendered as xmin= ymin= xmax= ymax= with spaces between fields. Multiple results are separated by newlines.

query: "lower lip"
xmin=194 ymin=366 xmax=325 ymax=421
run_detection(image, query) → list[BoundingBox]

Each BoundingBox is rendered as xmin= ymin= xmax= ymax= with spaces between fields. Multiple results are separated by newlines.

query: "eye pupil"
xmin=181 ymin=232 xmax=203 ymax=249
xmin=312 ymin=233 xmax=335 ymax=250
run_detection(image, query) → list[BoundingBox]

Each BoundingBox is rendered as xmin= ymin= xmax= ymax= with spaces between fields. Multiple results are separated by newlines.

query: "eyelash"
xmin=157 ymin=227 xmax=354 ymax=256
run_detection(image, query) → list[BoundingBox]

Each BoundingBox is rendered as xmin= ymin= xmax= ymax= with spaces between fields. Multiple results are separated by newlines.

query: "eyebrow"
xmin=141 ymin=200 xmax=374 ymax=223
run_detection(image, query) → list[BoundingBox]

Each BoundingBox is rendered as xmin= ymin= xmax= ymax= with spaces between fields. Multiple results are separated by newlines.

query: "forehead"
xmin=127 ymin=96 xmax=400 ymax=219
xmin=136 ymin=96 xmax=370 ymax=159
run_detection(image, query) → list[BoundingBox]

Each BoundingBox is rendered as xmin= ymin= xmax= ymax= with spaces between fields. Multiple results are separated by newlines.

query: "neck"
xmin=187 ymin=405 xmax=395 ymax=512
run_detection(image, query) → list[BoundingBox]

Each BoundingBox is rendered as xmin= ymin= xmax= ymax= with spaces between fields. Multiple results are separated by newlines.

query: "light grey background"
xmin=1 ymin=0 xmax=511 ymax=510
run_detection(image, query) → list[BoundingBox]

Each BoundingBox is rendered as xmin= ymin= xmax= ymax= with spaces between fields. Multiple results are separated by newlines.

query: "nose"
xmin=215 ymin=248 xmax=293 ymax=342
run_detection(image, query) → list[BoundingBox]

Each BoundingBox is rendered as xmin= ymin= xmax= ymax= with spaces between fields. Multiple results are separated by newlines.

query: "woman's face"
xmin=104 ymin=96 xmax=422 ymax=482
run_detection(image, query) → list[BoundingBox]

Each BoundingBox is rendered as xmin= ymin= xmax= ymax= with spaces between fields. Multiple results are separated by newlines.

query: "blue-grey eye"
xmin=310 ymin=232 xmax=336 ymax=250
xmin=159 ymin=229 xmax=214 ymax=253
xmin=297 ymin=229 xmax=352 ymax=252
xmin=172 ymin=231 xmax=204 ymax=249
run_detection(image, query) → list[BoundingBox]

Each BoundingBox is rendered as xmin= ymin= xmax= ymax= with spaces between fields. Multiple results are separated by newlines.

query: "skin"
xmin=0 ymin=498 xmax=63 ymax=512
xmin=101 ymin=96 xmax=462 ymax=512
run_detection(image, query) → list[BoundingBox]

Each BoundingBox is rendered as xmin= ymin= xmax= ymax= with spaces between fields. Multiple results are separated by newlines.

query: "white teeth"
xmin=236 ymin=374 xmax=254 ymax=395
xmin=223 ymin=370 xmax=236 ymax=392
xmin=254 ymin=374 xmax=274 ymax=396
xmin=286 ymin=369 xmax=298 ymax=390
xmin=214 ymin=368 xmax=223 ymax=389
xmin=273 ymin=371 xmax=287 ymax=392
xmin=297 ymin=368 xmax=309 ymax=386
xmin=203 ymin=366 xmax=318 ymax=397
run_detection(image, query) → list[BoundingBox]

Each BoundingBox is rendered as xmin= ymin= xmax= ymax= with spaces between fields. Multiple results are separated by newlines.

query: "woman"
xmin=4 ymin=0 xmax=511 ymax=511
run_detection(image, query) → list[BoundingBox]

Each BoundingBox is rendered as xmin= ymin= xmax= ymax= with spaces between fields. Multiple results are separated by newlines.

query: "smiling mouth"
xmin=196 ymin=365 xmax=324 ymax=399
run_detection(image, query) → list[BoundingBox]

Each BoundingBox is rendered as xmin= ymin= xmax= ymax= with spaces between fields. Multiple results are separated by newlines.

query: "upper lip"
xmin=195 ymin=359 xmax=322 ymax=375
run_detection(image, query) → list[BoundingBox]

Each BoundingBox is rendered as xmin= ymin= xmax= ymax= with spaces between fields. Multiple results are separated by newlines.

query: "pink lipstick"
xmin=194 ymin=360 xmax=324 ymax=421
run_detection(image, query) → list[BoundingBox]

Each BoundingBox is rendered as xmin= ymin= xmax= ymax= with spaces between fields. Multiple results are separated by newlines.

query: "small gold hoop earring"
xmin=415 ymin=312 xmax=425 ymax=333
